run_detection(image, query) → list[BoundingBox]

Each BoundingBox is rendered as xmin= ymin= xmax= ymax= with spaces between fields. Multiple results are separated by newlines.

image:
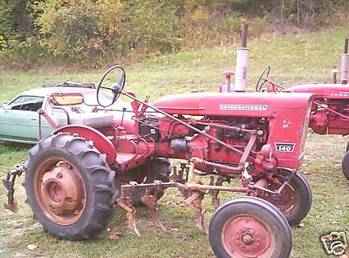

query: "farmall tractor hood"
xmin=153 ymin=92 xmax=313 ymax=116
xmin=289 ymin=84 xmax=349 ymax=98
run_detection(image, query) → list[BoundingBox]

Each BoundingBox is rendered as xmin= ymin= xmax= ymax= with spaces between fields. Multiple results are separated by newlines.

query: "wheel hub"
xmin=241 ymin=232 xmax=255 ymax=245
xmin=223 ymin=216 xmax=272 ymax=258
xmin=41 ymin=161 xmax=83 ymax=216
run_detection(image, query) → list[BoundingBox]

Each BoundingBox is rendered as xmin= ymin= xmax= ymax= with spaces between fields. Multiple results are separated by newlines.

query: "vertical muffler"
xmin=340 ymin=38 xmax=349 ymax=84
xmin=234 ymin=23 xmax=249 ymax=91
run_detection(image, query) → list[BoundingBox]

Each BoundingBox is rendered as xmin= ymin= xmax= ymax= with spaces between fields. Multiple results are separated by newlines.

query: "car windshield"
xmin=8 ymin=95 xmax=44 ymax=112
xmin=9 ymin=95 xmax=44 ymax=106
xmin=47 ymin=91 xmax=129 ymax=113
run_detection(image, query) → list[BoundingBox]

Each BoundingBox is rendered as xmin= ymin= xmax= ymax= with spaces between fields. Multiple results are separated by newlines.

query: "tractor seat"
xmin=70 ymin=112 xmax=114 ymax=128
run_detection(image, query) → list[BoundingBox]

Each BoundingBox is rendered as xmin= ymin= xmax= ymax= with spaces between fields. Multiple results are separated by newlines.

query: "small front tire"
xmin=209 ymin=197 xmax=292 ymax=258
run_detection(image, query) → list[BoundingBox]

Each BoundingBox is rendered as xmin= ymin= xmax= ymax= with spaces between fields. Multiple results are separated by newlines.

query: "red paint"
xmin=153 ymin=92 xmax=309 ymax=117
xmin=289 ymin=84 xmax=349 ymax=135
xmin=54 ymin=125 xmax=117 ymax=165
xmin=153 ymin=92 xmax=312 ymax=170
xmin=222 ymin=215 xmax=273 ymax=258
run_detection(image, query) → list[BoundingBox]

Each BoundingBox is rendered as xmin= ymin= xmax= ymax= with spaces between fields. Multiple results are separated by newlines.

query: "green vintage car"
xmin=0 ymin=82 xmax=116 ymax=144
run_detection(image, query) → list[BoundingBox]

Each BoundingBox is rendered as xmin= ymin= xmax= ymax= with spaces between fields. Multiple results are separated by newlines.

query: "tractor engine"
xmin=108 ymin=92 xmax=311 ymax=179
xmin=113 ymin=108 xmax=273 ymax=177
xmin=146 ymin=116 xmax=269 ymax=176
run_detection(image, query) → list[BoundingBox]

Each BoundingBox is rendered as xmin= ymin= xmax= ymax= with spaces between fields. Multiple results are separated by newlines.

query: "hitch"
xmin=2 ymin=164 xmax=25 ymax=212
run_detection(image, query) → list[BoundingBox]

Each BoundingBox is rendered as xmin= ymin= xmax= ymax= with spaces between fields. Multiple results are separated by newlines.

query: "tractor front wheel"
xmin=257 ymin=170 xmax=312 ymax=226
xmin=209 ymin=197 xmax=292 ymax=258
xmin=24 ymin=134 xmax=117 ymax=240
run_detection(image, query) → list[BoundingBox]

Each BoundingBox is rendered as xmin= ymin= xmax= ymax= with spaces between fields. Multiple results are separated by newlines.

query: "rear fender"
xmin=54 ymin=125 xmax=116 ymax=165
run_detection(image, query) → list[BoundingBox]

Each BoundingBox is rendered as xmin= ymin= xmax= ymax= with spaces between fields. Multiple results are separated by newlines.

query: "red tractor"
xmin=221 ymin=25 xmax=349 ymax=181
xmin=253 ymin=39 xmax=349 ymax=180
xmin=4 ymin=65 xmax=315 ymax=258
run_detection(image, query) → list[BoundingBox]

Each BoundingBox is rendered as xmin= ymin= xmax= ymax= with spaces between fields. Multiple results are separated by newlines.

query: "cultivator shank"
xmin=3 ymin=164 xmax=25 ymax=212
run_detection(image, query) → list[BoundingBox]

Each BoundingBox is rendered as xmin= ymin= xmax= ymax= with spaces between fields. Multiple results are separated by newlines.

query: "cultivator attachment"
xmin=209 ymin=176 xmax=226 ymax=210
xmin=141 ymin=191 xmax=167 ymax=232
xmin=116 ymin=182 xmax=208 ymax=236
xmin=116 ymin=194 xmax=141 ymax=236
xmin=116 ymin=180 xmax=170 ymax=236
xmin=184 ymin=190 xmax=207 ymax=232
xmin=2 ymin=164 xmax=25 ymax=212
xmin=113 ymin=162 xmax=258 ymax=237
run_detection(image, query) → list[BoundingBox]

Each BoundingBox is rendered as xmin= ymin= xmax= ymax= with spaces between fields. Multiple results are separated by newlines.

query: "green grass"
xmin=1 ymin=25 xmax=349 ymax=258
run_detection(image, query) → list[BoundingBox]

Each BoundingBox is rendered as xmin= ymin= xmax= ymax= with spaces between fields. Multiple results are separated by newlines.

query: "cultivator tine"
xmin=211 ymin=190 xmax=220 ymax=210
xmin=4 ymin=200 xmax=18 ymax=213
xmin=184 ymin=191 xmax=207 ymax=233
xmin=141 ymin=192 xmax=167 ymax=232
xmin=117 ymin=197 xmax=141 ymax=237
xmin=3 ymin=164 xmax=24 ymax=213
xmin=209 ymin=176 xmax=225 ymax=210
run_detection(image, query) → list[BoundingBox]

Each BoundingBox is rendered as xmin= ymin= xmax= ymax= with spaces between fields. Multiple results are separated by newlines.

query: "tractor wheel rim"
xmin=264 ymin=182 xmax=297 ymax=216
xmin=34 ymin=157 xmax=86 ymax=225
xmin=222 ymin=215 xmax=273 ymax=258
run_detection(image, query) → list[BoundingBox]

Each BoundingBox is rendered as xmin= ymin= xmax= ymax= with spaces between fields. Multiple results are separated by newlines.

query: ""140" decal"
xmin=275 ymin=143 xmax=296 ymax=152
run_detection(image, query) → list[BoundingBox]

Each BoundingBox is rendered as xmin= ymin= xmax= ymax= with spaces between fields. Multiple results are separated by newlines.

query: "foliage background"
xmin=0 ymin=0 xmax=349 ymax=68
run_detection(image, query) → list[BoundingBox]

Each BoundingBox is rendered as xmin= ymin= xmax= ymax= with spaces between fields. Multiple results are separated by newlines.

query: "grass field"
xmin=1 ymin=25 xmax=349 ymax=258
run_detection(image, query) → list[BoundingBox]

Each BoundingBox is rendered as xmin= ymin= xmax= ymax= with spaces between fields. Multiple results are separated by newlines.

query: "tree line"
xmin=0 ymin=0 xmax=347 ymax=66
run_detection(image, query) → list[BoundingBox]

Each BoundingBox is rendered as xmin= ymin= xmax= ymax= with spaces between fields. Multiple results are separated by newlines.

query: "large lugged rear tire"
xmin=209 ymin=197 xmax=292 ymax=258
xmin=24 ymin=133 xmax=116 ymax=240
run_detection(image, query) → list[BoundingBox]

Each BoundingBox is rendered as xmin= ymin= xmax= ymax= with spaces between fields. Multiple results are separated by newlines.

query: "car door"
xmin=3 ymin=95 xmax=44 ymax=143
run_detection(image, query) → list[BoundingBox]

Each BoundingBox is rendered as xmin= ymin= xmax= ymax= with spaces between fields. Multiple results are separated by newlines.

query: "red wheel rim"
xmin=263 ymin=181 xmax=297 ymax=217
xmin=34 ymin=157 xmax=86 ymax=225
xmin=222 ymin=215 xmax=273 ymax=258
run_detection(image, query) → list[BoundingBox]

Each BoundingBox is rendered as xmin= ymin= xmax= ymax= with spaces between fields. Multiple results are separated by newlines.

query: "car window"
xmin=9 ymin=96 xmax=44 ymax=112
xmin=10 ymin=96 xmax=43 ymax=106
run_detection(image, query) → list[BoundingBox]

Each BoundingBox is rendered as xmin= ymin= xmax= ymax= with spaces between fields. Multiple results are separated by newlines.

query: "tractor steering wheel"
xmin=256 ymin=66 xmax=271 ymax=92
xmin=256 ymin=66 xmax=284 ymax=92
xmin=97 ymin=65 xmax=126 ymax=107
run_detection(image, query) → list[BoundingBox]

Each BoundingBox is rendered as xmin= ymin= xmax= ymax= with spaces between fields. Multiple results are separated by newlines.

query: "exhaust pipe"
xmin=234 ymin=23 xmax=249 ymax=91
xmin=340 ymin=38 xmax=349 ymax=84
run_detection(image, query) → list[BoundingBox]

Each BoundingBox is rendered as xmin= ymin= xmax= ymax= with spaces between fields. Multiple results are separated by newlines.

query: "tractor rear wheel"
xmin=342 ymin=151 xmax=349 ymax=180
xmin=24 ymin=133 xmax=116 ymax=240
xmin=257 ymin=170 xmax=312 ymax=226
xmin=209 ymin=197 xmax=292 ymax=258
